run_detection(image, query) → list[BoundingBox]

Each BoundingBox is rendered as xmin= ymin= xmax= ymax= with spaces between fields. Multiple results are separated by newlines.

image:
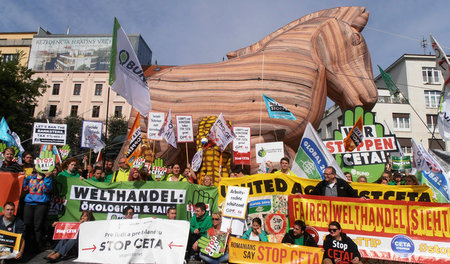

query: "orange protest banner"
xmin=0 ymin=172 xmax=24 ymax=214
xmin=228 ymin=237 xmax=323 ymax=264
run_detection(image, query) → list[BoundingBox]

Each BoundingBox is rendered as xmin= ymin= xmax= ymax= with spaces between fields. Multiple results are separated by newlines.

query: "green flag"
xmin=377 ymin=65 xmax=399 ymax=96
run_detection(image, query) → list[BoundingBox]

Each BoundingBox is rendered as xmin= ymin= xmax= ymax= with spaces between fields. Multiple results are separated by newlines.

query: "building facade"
xmin=0 ymin=31 xmax=36 ymax=66
xmin=318 ymin=54 xmax=447 ymax=154
xmin=30 ymin=29 xmax=152 ymax=124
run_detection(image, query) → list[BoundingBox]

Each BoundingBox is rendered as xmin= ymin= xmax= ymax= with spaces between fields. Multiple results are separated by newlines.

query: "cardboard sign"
xmin=233 ymin=127 xmax=251 ymax=165
xmin=148 ymin=112 xmax=165 ymax=141
xmin=81 ymin=121 xmax=103 ymax=148
xmin=223 ymin=186 xmax=250 ymax=219
xmin=0 ymin=230 xmax=22 ymax=259
xmin=32 ymin=122 xmax=67 ymax=146
xmin=77 ymin=218 xmax=189 ymax=264
xmin=53 ymin=222 xmax=80 ymax=240
xmin=176 ymin=116 xmax=194 ymax=143
xmin=255 ymin=141 xmax=284 ymax=164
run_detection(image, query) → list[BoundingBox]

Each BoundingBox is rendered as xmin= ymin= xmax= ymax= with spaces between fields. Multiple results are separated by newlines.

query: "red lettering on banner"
xmin=265 ymin=246 xmax=272 ymax=261
xmin=309 ymin=203 xmax=315 ymax=221
xmin=385 ymin=208 xmax=392 ymax=227
xmin=280 ymin=248 xmax=287 ymax=263
xmin=374 ymin=138 xmax=382 ymax=150
xmin=433 ymin=210 xmax=441 ymax=231
xmin=383 ymin=138 xmax=394 ymax=149
xmin=369 ymin=207 xmax=375 ymax=226
xmin=257 ymin=246 xmax=264 ymax=260
xmin=426 ymin=210 xmax=432 ymax=231
xmin=332 ymin=204 xmax=342 ymax=223
xmin=322 ymin=203 xmax=328 ymax=223
xmin=376 ymin=208 xmax=383 ymax=226
xmin=411 ymin=209 xmax=418 ymax=230
xmin=326 ymin=141 xmax=335 ymax=154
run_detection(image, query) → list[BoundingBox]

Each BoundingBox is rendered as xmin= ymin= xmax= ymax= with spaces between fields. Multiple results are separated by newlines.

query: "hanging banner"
xmin=323 ymin=107 xmax=398 ymax=183
xmin=0 ymin=230 xmax=22 ymax=260
xmin=77 ymin=218 xmax=189 ymax=263
xmin=391 ymin=156 xmax=412 ymax=171
xmin=159 ymin=110 xmax=177 ymax=148
xmin=218 ymin=173 xmax=435 ymax=205
xmin=53 ymin=177 xmax=218 ymax=222
xmin=32 ymin=122 xmax=67 ymax=146
xmin=126 ymin=113 xmax=142 ymax=166
xmin=228 ymin=237 xmax=323 ymax=264
xmin=81 ymin=121 xmax=103 ymax=148
xmin=147 ymin=112 xmax=165 ymax=141
xmin=223 ymin=186 xmax=250 ymax=219
xmin=288 ymin=194 xmax=450 ymax=264
xmin=52 ymin=222 xmax=80 ymax=240
xmin=255 ymin=142 xmax=284 ymax=164
xmin=233 ymin=127 xmax=251 ymax=165
xmin=176 ymin=116 xmax=194 ymax=143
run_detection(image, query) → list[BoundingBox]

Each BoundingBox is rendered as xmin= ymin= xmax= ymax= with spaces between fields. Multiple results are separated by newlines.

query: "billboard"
xmin=28 ymin=36 xmax=112 ymax=71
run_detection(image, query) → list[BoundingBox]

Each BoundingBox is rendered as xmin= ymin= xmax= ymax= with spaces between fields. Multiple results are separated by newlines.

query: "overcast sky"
xmin=2 ymin=0 xmax=449 ymax=74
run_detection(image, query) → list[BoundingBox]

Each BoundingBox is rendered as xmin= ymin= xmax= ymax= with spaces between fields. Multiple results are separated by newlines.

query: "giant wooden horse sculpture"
xmin=127 ymin=6 xmax=378 ymax=176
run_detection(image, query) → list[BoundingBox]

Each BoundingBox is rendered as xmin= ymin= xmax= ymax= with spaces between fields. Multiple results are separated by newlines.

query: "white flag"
xmin=411 ymin=138 xmax=443 ymax=173
xmin=191 ymin=149 xmax=203 ymax=172
xmin=208 ymin=113 xmax=235 ymax=152
xmin=109 ymin=18 xmax=151 ymax=115
xmin=158 ymin=110 xmax=177 ymax=148
xmin=430 ymin=35 xmax=450 ymax=141
xmin=84 ymin=127 xmax=106 ymax=153
xmin=291 ymin=122 xmax=346 ymax=180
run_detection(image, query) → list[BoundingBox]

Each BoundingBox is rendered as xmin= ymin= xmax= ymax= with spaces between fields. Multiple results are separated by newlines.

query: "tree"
xmin=64 ymin=115 xmax=84 ymax=157
xmin=107 ymin=115 xmax=128 ymax=143
xmin=0 ymin=52 xmax=46 ymax=145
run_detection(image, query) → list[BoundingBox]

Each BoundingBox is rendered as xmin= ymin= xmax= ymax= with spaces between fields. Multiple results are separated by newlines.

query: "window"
xmin=337 ymin=116 xmax=343 ymax=126
xmin=326 ymin=122 xmax=332 ymax=138
xmin=429 ymin=138 xmax=445 ymax=151
xmin=397 ymin=138 xmax=412 ymax=154
xmin=2 ymin=54 xmax=18 ymax=62
xmin=393 ymin=113 xmax=410 ymax=130
xmin=114 ymin=106 xmax=122 ymax=118
xmin=73 ymin=84 xmax=81 ymax=95
xmin=92 ymin=106 xmax=100 ymax=118
xmin=426 ymin=114 xmax=438 ymax=130
xmin=52 ymin=83 xmax=60 ymax=95
xmin=317 ymin=128 xmax=322 ymax=138
xmin=422 ymin=67 xmax=440 ymax=84
xmin=424 ymin=90 xmax=441 ymax=108
xmin=95 ymin=84 xmax=103 ymax=96
xmin=70 ymin=105 xmax=78 ymax=117
xmin=49 ymin=105 xmax=57 ymax=117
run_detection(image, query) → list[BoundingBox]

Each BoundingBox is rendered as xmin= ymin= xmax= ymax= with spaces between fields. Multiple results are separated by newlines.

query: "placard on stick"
xmin=223 ymin=186 xmax=250 ymax=219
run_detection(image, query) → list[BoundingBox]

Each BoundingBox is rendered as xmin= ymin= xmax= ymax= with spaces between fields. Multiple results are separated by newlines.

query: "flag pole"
xmin=103 ymin=87 xmax=111 ymax=169
xmin=185 ymin=142 xmax=189 ymax=167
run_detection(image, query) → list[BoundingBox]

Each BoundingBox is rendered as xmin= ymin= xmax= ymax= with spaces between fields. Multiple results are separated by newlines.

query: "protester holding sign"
xmin=311 ymin=166 xmax=357 ymax=197
xmin=45 ymin=210 xmax=95 ymax=262
xmin=242 ymin=218 xmax=269 ymax=242
xmin=0 ymin=202 xmax=25 ymax=260
xmin=23 ymin=171 xmax=52 ymax=252
xmin=0 ymin=147 xmax=22 ymax=173
xmin=111 ymin=157 xmax=130 ymax=182
xmin=281 ymin=220 xmax=317 ymax=247
xmin=194 ymin=211 xmax=230 ymax=264
xmin=322 ymin=221 xmax=362 ymax=264
xmin=182 ymin=164 xmax=197 ymax=183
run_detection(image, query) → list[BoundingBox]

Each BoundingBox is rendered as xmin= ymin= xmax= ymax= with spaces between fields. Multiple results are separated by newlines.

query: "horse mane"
xmin=226 ymin=6 xmax=369 ymax=59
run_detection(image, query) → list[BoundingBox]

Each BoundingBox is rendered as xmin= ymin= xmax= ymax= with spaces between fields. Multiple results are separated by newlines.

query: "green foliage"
xmin=107 ymin=115 xmax=127 ymax=142
xmin=64 ymin=115 xmax=84 ymax=156
xmin=0 ymin=52 xmax=46 ymax=143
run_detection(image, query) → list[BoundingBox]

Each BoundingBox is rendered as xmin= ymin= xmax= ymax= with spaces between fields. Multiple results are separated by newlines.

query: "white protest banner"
xmin=233 ymin=127 xmax=251 ymax=165
xmin=77 ymin=218 xmax=189 ymax=264
xmin=208 ymin=113 xmax=235 ymax=152
xmin=223 ymin=186 xmax=250 ymax=219
xmin=53 ymin=222 xmax=80 ymax=240
xmin=32 ymin=122 xmax=67 ymax=145
xmin=176 ymin=115 xmax=194 ymax=143
xmin=81 ymin=121 xmax=103 ymax=148
xmin=147 ymin=112 xmax=165 ymax=140
xmin=255 ymin=141 xmax=284 ymax=164
xmin=191 ymin=149 xmax=203 ymax=172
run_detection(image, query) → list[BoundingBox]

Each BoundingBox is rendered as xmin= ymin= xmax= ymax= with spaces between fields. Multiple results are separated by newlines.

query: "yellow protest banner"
xmin=218 ymin=173 xmax=434 ymax=204
xmin=0 ymin=229 xmax=22 ymax=259
xmin=229 ymin=237 xmax=323 ymax=264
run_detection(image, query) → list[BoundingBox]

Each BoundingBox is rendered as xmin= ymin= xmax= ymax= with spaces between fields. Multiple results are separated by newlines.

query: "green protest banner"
xmin=391 ymin=155 xmax=412 ymax=171
xmin=53 ymin=177 xmax=218 ymax=222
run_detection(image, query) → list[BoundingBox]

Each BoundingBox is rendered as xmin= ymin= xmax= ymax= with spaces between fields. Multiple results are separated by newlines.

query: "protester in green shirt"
xmin=186 ymin=202 xmax=212 ymax=261
xmin=89 ymin=167 xmax=105 ymax=182
xmin=58 ymin=158 xmax=83 ymax=180
xmin=103 ymin=158 xmax=114 ymax=182
xmin=282 ymin=220 xmax=317 ymax=247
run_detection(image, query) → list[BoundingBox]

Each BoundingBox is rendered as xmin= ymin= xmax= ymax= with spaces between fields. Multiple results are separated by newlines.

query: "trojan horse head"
xmin=312 ymin=7 xmax=378 ymax=111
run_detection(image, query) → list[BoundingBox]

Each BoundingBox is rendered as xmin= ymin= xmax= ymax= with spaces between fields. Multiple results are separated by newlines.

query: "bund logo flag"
xmin=109 ymin=18 xmax=151 ymax=115
xmin=430 ymin=35 xmax=450 ymax=141
xmin=344 ymin=116 xmax=364 ymax=152
xmin=263 ymin=94 xmax=296 ymax=120
xmin=158 ymin=110 xmax=177 ymax=149
xmin=208 ymin=113 xmax=235 ymax=152
xmin=126 ymin=113 xmax=142 ymax=166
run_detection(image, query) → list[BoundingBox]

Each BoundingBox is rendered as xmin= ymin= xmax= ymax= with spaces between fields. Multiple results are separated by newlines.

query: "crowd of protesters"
xmin=0 ymin=146 xmax=424 ymax=263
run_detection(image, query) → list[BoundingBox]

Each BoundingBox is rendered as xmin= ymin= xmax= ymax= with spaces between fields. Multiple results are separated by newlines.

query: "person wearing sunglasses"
xmin=323 ymin=221 xmax=361 ymax=264
xmin=282 ymin=220 xmax=317 ymax=247
xmin=311 ymin=166 xmax=357 ymax=197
